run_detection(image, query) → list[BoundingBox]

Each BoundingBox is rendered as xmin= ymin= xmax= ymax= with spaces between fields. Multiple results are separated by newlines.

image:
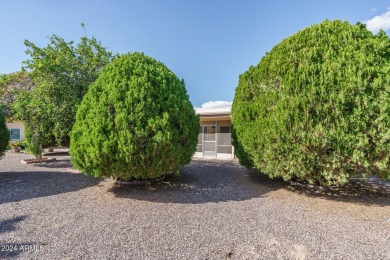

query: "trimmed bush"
xmin=0 ymin=108 xmax=9 ymax=156
xmin=70 ymin=53 xmax=199 ymax=180
xmin=232 ymin=20 xmax=390 ymax=185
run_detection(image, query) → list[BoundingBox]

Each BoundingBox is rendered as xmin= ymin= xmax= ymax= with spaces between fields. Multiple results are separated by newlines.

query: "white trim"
xmin=195 ymin=106 xmax=231 ymax=115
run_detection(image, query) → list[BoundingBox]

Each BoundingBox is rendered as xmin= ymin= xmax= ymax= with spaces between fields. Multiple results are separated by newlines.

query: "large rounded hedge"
xmin=70 ymin=53 xmax=199 ymax=180
xmin=0 ymin=108 xmax=9 ymax=156
xmin=232 ymin=20 xmax=390 ymax=185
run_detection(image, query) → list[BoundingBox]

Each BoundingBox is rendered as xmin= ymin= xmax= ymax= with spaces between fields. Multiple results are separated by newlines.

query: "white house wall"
xmin=6 ymin=121 xmax=25 ymax=141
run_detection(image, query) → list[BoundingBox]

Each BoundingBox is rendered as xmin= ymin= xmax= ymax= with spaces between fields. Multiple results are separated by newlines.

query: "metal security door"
xmin=203 ymin=125 xmax=217 ymax=157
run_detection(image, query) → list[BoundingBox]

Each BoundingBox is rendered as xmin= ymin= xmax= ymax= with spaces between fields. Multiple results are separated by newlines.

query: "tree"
xmin=0 ymin=71 xmax=34 ymax=121
xmin=70 ymin=52 xmax=199 ymax=180
xmin=0 ymin=108 xmax=9 ymax=157
xmin=232 ymin=20 xmax=390 ymax=186
xmin=15 ymin=33 xmax=114 ymax=157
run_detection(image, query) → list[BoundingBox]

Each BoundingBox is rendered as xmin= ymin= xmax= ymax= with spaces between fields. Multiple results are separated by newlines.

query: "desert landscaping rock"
xmin=0 ymin=153 xmax=389 ymax=259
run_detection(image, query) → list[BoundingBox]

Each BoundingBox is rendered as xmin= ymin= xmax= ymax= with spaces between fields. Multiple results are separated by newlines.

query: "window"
xmin=219 ymin=126 xmax=230 ymax=134
xmin=204 ymin=125 xmax=216 ymax=134
xmin=8 ymin=128 xmax=21 ymax=140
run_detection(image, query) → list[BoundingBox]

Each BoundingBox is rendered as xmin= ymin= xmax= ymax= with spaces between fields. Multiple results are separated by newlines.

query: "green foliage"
xmin=232 ymin=20 xmax=390 ymax=186
xmin=23 ymin=124 xmax=42 ymax=156
xmin=0 ymin=71 xmax=34 ymax=121
xmin=14 ymin=140 xmax=27 ymax=149
xmin=0 ymin=108 xmax=9 ymax=156
xmin=8 ymin=141 xmax=19 ymax=149
xmin=70 ymin=53 xmax=199 ymax=180
xmin=15 ymin=33 xmax=114 ymax=149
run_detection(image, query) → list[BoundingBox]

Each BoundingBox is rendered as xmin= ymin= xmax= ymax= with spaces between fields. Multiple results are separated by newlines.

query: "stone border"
xmin=21 ymin=158 xmax=57 ymax=164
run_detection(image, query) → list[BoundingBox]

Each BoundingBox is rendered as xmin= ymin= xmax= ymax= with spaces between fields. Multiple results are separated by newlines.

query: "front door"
xmin=203 ymin=125 xmax=217 ymax=157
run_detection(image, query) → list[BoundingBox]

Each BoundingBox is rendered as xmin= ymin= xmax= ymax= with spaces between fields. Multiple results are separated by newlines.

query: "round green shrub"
xmin=0 ymin=108 xmax=9 ymax=156
xmin=70 ymin=53 xmax=199 ymax=180
xmin=232 ymin=20 xmax=390 ymax=185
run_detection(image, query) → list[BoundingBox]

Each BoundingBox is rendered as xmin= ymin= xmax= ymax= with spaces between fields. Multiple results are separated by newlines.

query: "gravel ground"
xmin=0 ymin=152 xmax=389 ymax=260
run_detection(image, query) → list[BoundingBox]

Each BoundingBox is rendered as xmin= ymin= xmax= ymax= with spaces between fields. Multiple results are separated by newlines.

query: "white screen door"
xmin=203 ymin=125 xmax=217 ymax=157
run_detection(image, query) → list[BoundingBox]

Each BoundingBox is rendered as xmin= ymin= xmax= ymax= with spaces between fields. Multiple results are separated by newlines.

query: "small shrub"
xmin=8 ymin=140 xmax=27 ymax=150
xmin=23 ymin=124 xmax=42 ymax=157
xmin=0 ymin=109 xmax=9 ymax=156
xmin=70 ymin=53 xmax=199 ymax=180
xmin=232 ymin=20 xmax=390 ymax=186
xmin=16 ymin=140 xmax=27 ymax=149
xmin=8 ymin=141 xmax=18 ymax=149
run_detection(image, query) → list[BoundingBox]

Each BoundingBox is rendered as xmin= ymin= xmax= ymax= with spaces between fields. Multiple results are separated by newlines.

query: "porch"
xmin=194 ymin=106 xmax=234 ymax=159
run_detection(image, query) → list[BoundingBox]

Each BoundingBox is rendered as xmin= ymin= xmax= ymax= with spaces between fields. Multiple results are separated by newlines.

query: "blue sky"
xmin=1 ymin=1 xmax=389 ymax=108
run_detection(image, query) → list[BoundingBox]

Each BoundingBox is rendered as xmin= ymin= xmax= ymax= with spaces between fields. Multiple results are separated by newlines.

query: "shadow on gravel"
xmin=109 ymin=159 xmax=389 ymax=206
xmin=286 ymin=182 xmax=390 ymax=207
xmin=42 ymin=151 xmax=70 ymax=157
xmin=0 ymin=170 xmax=99 ymax=205
xmin=0 ymin=215 xmax=27 ymax=234
xmin=32 ymin=158 xmax=73 ymax=169
xmin=109 ymin=159 xmax=286 ymax=204
xmin=0 ymin=215 xmax=31 ymax=259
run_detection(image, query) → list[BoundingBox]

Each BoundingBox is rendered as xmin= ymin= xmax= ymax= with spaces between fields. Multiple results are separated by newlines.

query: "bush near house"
xmin=232 ymin=20 xmax=390 ymax=186
xmin=0 ymin=108 xmax=9 ymax=156
xmin=70 ymin=52 xmax=199 ymax=180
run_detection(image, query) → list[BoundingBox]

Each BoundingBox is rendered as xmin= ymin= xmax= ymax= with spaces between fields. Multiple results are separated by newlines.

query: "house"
xmin=194 ymin=106 xmax=234 ymax=159
xmin=5 ymin=108 xmax=234 ymax=158
xmin=6 ymin=121 xmax=25 ymax=141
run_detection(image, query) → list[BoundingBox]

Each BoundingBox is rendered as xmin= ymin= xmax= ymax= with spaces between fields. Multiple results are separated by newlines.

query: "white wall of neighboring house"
xmin=6 ymin=121 xmax=25 ymax=141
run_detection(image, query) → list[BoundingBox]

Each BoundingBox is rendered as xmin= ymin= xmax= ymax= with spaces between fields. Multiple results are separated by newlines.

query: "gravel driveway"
xmin=0 ymin=153 xmax=389 ymax=259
